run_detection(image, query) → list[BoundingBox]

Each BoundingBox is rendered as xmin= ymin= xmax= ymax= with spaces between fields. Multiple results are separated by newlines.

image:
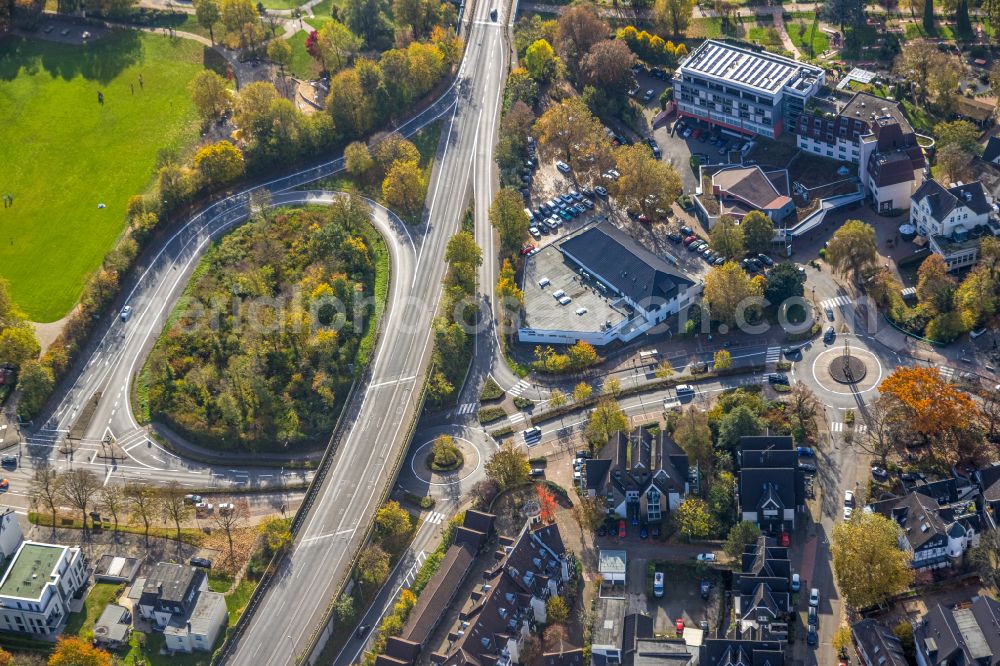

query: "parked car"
xmin=675 ymin=619 xmax=685 ymax=635
xmin=529 ymin=467 xmax=545 ymax=478
xmin=779 ymin=532 xmax=791 ymax=547
xmin=195 ymin=502 xmax=213 ymax=514
xmin=654 ymin=572 xmax=665 ymax=597
xmin=520 ymin=243 xmax=535 ymax=255
xmin=757 ymin=253 xmax=774 ymax=267
xmin=576 ymin=450 xmax=593 ymax=459
xmin=696 ymin=553 xmax=716 ymax=562
xmin=190 ymin=557 xmax=213 ymax=569
xmin=218 ymin=502 xmax=236 ymax=515
xmin=680 ymin=225 xmax=693 ymax=236
xmin=825 ymin=306 xmax=835 ymax=321
xmin=808 ymin=605 xmax=818 ymax=627
xmin=767 ymin=373 xmax=789 ymax=385
xmin=824 ymin=326 xmax=836 ymax=343
xmin=796 ymin=447 xmax=814 ymax=457
xmin=682 ymin=235 xmax=698 ymax=246
xmin=618 ymin=519 xmax=626 ymax=538
xmin=523 ymin=427 xmax=542 ymax=443
xmin=1 ymin=456 xmax=15 ymax=467
xmin=675 ymin=384 xmax=695 ymax=396
xmin=184 ymin=494 xmax=203 ymax=504
xmin=640 ymin=525 xmax=649 ymax=539
xmin=871 ymin=466 xmax=889 ymax=480
xmin=0 ymin=479 xmax=8 ymax=491
xmin=529 ymin=227 xmax=541 ymax=240
xmin=807 ymin=626 xmax=818 ymax=646
xmin=809 ymin=588 xmax=820 ymax=607
xmin=791 ymin=573 xmax=800 ymax=591
xmin=700 ymin=580 xmax=711 ymax=599
xmin=798 ymin=462 xmax=817 ymax=475
xmin=555 ymin=160 xmax=571 ymax=173
xmin=594 ymin=185 xmax=609 ymax=197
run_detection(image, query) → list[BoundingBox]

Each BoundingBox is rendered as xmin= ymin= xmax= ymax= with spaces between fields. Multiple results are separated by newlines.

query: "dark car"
xmin=640 ymin=525 xmax=649 ymax=539
xmin=190 ymin=557 xmax=213 ymax=569
xmin=594 ymin=186 xmax=609 ymax=197
xmin=490 ymin=7 xmax=497 ymax=20
xmin=767 ymin=372 xmax=789 ymax=385
xmin=871 ymin=466 xmax=889 ymax=480
xmin=597 ymin=525 xmax=607 ymax=537
xmin=680 ymin=225 xmax=693 ymax=236
xmin=796 ymin=446 xmax=815 ymax=457
xmin=1 ymin=455 xmax=15 ymax=467
xmin=798 ymin=462 xmax=817 ymax=475
xmin=700 ymin=580 xmax=711 ymax=599
xmin=807 ymin=626 xmax=818 ymax=646
xmin=824 ymin=326 xmax=836 ymax=343
xmin=757 ymin=253 xmax=774 ymax=267
xmin=667 ymin=231 xmax=683 ymax=244
xmin=357 ymin=624 xmax=371 ymax=638
xmin=576 ymin=449 xmax=593 ymax=459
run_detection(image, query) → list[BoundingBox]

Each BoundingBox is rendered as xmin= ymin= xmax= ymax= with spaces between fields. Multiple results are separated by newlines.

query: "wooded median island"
xmin=137 ymin=199 xmax=383 ymax=452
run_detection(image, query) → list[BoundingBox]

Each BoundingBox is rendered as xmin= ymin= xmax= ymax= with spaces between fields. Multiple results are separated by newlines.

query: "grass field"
xmin=0 ymin=31 xmax=206 ymax=321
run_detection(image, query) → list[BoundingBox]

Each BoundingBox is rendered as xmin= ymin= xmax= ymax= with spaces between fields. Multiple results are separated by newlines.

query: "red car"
xmin=675 ymin=619 xmax=685 ymax=635
xmin=520 ymin=243 xmax=535 ymax=256
xmin=779 ymin=532 xmax=791 ymax=547
xmin=637 ymin=214 xmax=649 ymax=224
xmin=618 ymin=519 xmax=626 ymax=539
xmin=682 ymin=235 xmax=698 ymax=246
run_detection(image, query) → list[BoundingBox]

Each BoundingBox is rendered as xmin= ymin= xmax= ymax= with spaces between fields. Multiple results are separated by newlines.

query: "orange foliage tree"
xmin=537 ymin=485 xmax=558 ymax=524
xmin=48 ymin=637 xmax=112 ymax=666
xmin=879 ymin=366 xmax=979 ymax=443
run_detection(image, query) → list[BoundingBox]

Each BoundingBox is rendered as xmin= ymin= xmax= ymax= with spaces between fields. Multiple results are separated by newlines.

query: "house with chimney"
xmin=910 ymin=178 xmax=1000 ymax=272
xmin=134 ymin=562 xmax=227 ymax=653
xmin=699 ymin=638 xmax=785 ymax=665
xmin=737 ymin=436 xmax=805 ymax=535
xmin=581 ymin=426 xmax=689 ymax=525
xmin=733 ymin=536 xmax=793 ymax=640
xmin=852 ymin=619 xmax=908 ymax=666
xmin=913 ymin=595 xmax=1000 ymax=666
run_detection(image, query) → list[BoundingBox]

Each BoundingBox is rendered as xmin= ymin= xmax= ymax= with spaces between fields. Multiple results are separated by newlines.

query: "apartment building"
xmin=795 ymin=92 xmax=926 ymax=212
xmin=910 ymin=179 xmax=1000 ymax=271
xmin=674 ymin=40 xmax=824 ymax=139
xmin=0 ymin=540 xmax=87 ymax=636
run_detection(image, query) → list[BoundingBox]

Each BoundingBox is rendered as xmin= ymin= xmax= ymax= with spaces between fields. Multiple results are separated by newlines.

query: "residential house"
xmin=582 ymin=426 xmax=690 ymax=524
xmin=795 ymin=92 xmax=926 ymax=212
xmin=737 ymin=436 xmax=805 ymax=534
xmin=910 ymin=178 xmax=1000 ymax=272
xmin=852 ymin=618 xmax=908 ymax=666
xmin=0 ymin=540 xmax=87 ymax=636
xmin=93 ymin=604 xmax=133 ymax=650
xmin=518 ymin=223 xmax=699 ymax=346
xmin=734 ymin=536 xmax=792 ymax=640
xmin=913 ymin=595 xmax=1000 ymax=666
xmin=424 ymin=521 xmax=572 ymax=666
xmin=870 ymin=481 xmax=985 ymax=570
xmin=162 ymin=590 xmax=228 ymax=653
xmin=592 ymin=597 xmax=627 ymax=666
xmin=674 ymin=40 xmax=824 ymax=139
xmin=709 ymin=165 xmax=795 ymax=224
xmin=0 ymin=507 xmax=22 ymax=558
xmin=137 ymin=563 xmax=207 ymax=629
xmin=974 ymin=464 xmax=1000 ymax=530
xmin=983 ymin=136 xmax=1000 ymax=167
xmin=699 ymin=638 xmax=785 ymax=665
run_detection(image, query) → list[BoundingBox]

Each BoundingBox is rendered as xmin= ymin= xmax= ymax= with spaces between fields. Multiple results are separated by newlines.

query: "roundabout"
xmin=401 ymin=425 xmax=497 ymax=494
xmin=809 ymin=339 xmax=884 ymax=398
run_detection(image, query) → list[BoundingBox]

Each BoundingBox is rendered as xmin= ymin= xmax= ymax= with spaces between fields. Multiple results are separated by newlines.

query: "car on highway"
xmin=871 ymin=466 xmax=889 ymax=480
xmin=809 ymin=587 xmax=820 ymax=607
xmin=555 ymin=160 xmax=571 ymax=174
xmin=190 ymin=557 xmax=213 ymax=569
xmin=120 ymin=305 xmax=132 ymax=322
xmin=490 ymin=7 xmax=497 ymax=19
xmin=695 ymin=552 xmax=716 ymax=562
xmin=796 ymin=446 xmax=814 ymax=457
xmin=824 ymin=326 xmax=836 ymax=343
xmin=356 ymin=624 xmax=370 ymax=638
xmin=675 ymin=384 xmax=695 ymax=397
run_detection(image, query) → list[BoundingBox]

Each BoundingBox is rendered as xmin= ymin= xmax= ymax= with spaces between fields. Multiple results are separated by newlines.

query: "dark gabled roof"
xmin=699 ymin=638 xmax=785 ymax=666
xmin=871 ymin=491 xmax=948 ymax=551
xmin=739 ymin=436 xmax=793 ymax=453
xmin=542 ymin=648 xmax=584 ymax=666
xmin=851 ymin=619 xmax=908 ymax=666
xmin=740 ymin=468 xmax=796 ymax=515
xmin=624 ymin=612 xmax=658 ymax=665
xmin=912 ymin=178 xmax=993 ymax=223
xmin=985 ymin=136 xmax=1000 ymax=164
xmin=913 ymin=479 xmax=960 ymax=504
xmin=915 ymin=597 xmax=1000 ymax=665
xmin=584 ymin=458 xmax=612 ymax=493
xmin=977 ymin=465 xmax=1000 ymax=501
xmin=741 ymin=583 xmax=780 ymax=621
xmin=970 ymin=595 xmax=1000 ymax=661
xmin=463 ymin=510 xmax=496 ymax=536
xmin=559 ymin=224 xmax=695 ymax=310
xmin=403 ymin=541 xmax=478 ymax=646
xmin=141 ymin=563 xmax=203 ymax=606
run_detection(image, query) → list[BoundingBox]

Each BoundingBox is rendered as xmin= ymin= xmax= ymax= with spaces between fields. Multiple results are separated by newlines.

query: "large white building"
xmin=518 ymin=223 xmax=699 ymax=346
xmin=674 ymin=40 xmax=824 ymax=139
xmin=910 ymin=179 xmax=1000 ymax=271
xmin=0 ymin=540 xmax=87 ymax=636
xmin=795 ymin=92 xmax=926 ymax=212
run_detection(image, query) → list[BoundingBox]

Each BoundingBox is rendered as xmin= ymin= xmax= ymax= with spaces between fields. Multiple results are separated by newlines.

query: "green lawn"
xmin=64 ymin=583 xmax=124 ymax=640
xmin=785 ymin=16 xmax=829 ymax=57
xmin=259 ymin=0 xmax=306 ymax=9
xmin=0 ymin=31 xmax=206 ymax=321
xmin=288 ymin=29 xmax=320 ymax=79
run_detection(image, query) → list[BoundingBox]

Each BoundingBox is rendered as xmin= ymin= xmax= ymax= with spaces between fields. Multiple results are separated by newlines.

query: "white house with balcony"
xmin=0 ymin=540 xmax=87 ymax=636
xmin=910 ymin=179 xmax=999 ymax=272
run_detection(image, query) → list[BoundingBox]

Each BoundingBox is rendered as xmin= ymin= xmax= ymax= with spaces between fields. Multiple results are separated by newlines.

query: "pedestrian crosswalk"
xmin=820 ymin=295 xmax=852 ymax=309
xmin=938 ymin=366 xmax=955 ymax=380
xmin=830 ymin=421 xmax=867 ymax=433
xmin=508 ymin=412 xmax=527 ymax=425
xmin=765 ymin=346 xmax=781 ymax=364
xmin=455 ymin=403 xmax=476 ymax=416
xmin=425 ymin=511 xmax=446 ymax=525
xmin=508 ymin=379 xmax=531 ymax=396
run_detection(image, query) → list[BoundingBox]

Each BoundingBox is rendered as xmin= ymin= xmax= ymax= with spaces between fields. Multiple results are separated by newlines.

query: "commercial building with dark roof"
xmin=795 ymin=92 xmax=926 ymax=212
xmin=913 ymin=595 xmax=1000 ymax=665
xmin=519 ymin=222 xmax=700 ymax=346
xmin=910 ymin=178 xmax=1000 ymax=271
xmin=737 ymin=437 xmax=804 ymax=535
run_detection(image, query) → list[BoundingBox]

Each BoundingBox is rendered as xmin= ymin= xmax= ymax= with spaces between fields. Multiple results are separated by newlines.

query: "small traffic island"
xmin=828 ymin=354 xmax=867 ymax=384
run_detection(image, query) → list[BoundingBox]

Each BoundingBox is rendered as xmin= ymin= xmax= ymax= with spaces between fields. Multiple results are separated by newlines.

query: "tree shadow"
xmin=0 ymin=29 xmax=143 ymax=84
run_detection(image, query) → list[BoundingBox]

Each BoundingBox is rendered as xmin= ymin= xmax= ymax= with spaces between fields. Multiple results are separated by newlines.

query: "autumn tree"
xmin=194 ymin=140 xmax=245 ymax=186
xmin=718 ymin=405 xmax=764 ymax=450
xmin=916 ymin=254 xmax=957 ymax=314
xmin=936 ymin=143 xmax=975 ymax=183
xmin=674 ymin=408 xmax=713 ymax=472
xmin=676 ymin=497 xmax=715 ymax=540
xmin=788 ymin=383 xmax=819 ymax=440
xmin=0 ymin=647 xmax=11 ymax=666
xmin=194 ymin=0 xmax=221 ymax=44
xmin=261 ymin=516 xmax=293 ymax=556
xmin=703 ymin=261 xmax=763 ymax=327
xmin=213 ymin=498 xmax=249 ymax=558
xmin=382 ymin=160 xmax=425 ymax=222
xmin=546 ymin=595 xmax=570 ymax=624
xmin=125 ymin=483 xmax=160 ymax=546
xmin=48 ymin=637 xmax=112 ymax=666
xmin=375 ymin=500 xmax=412 ymax=551
xmin=955 ymin=264 xmax=999 ymax=329
xmin=724 ymin=521 xmax=761 ymax=558
xmin=357 ymin=544 xmax=391 ymax=588
xmin=604 ymin=377 xmax=621 ymax=397
xmin=555 ymin=3 xmax=609 ymax=75
xmin=880 ymin=366 xmax=979 ymax=447
xmin=585 ymin=399 xmax=628 ymax=447
xmin=831 ymin=511 xmax=912 ymax=609
xmin=267 ymin=37 xmax=292 ymax=79
xmin=710 ymin=215 xmax=745 ymax=259
xmin=533 ymin=97 xmax=612 ymax=181
xmin=220 ymin=0 xmax=260 ymax=51
xmin=573 ymin=382 xmax=593 ymax=402
xmin=524 ymin=38 xmax=558 ymax=81
xmin=496 ymin=100 xmax=536 ymax=176
xmin=0 ymin=325 xmax=39 ymax=366
xmin=189 ymin=70 xmax=232 ymax=124
xmin=610 ymin=143 xmax=683 ymax=217
xmin=345 ymin=141 xmax=375 ymax=180
xmin=741 ymin=210 xmax=774 ymax=255
xmin=311 ymin=19 xmax=361 ymax=73
xmin=713 ymin=349 xmax=732 ymax=370
xmin=825 ymin=219 xmax=878 ymax=284
xmin=655 ymin=359 xmax=674 ymax=378
xmin=159 ymin=481 xmax=193 ymax=541
xmin=98 ymin=485 xmax=125 ymax=533
xmin=653 ymin=0 xmax=695 ymax=35
xmin=537 ymin=485 xmax=558 ymax=523
xmin=57 ymin=469 xmax=100 ymax=532
xmin=548 ymin=388 xmax=567 ymax=408
xmin=581 ymin=39 xmax=636 ymax=93
xmin=30 ymin=465 xmax=61 ymax=533
xmin=490 ymin=188 xmax=531 ymax=255
xmin=485 ymin=443 xmax=531 ymax=490
xmin=374 ymin=133 xmax=420 ymax=175
xmin=496 ymin=258 xmax=524 ymax=324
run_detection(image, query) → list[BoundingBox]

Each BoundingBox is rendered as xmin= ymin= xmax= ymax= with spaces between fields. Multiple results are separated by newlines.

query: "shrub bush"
xmin=480 ymin=377 xmax=504 ymax=401
xmin=477 ymin=406 xmax=508 ymax=424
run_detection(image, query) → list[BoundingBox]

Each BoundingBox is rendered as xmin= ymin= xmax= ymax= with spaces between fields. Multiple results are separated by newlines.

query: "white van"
xmin=675 ymin=384 xmax=695 ymax=395
xmin=653 ymin=572 xmax=664 ymax=598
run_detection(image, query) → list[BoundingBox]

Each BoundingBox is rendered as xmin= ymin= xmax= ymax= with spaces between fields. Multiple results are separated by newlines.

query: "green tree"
xmin=674 ymin=408 xmax=713 ymax=472
xmin=916 ymin=253 xmax=956 ymax=314
xmin=0 ymin=325 xmax=39 ymax=366
xmin=985 ymin=0 xmax=1000 ymax=40
xmin=375 ymin=500 xmax=412 ymax=551
xmin=585 ymin=399 xmax=628 ymax=447
xmin=193 ymin=140 xmax=245 ymax=186
xmin=653 ymin=0 xmax=695 ymax=35
xmin=709 ymin=215 xmax=745 ymax=259
xmin=708 ymin=470 xmax=736 ymax=524
xmin=741 ymin=210 xmax=774 ymax=255
xmin=724 ymin=521 xmax=761 ymax=558
xmin=763 ymin=262 xmax=804 ymax=305
xmin=956 ymin=0 xmax=971 ymax=35
xmin=195 ymin=0 xmax=221 ymax=44
xmin=313 ymin=19 xmax=361 ymax=73
xmin=267 ymin=37 xmax=292 ymax=78
xmin=490 ymin=188 xmax=531 ymax=256
xmin=382 ymin=160 xmax=425 ymax=222
xmin=675 ymin=497 xmax=715 ymax=540
xmin=524 ymin=38 xmax=558 ymax=81
xmin=343 ymin=0 xmax=391 ymax=47
xmin=357 ymin=544 xmax=391 ymax=588
xmin=485 ymin=443 xmax=531 ymax=490
xmin=610 ymin=143 xmax=683 ymax=217
xmin=548 ymin=388 xmax=567 ymax=408
xmin=934 ymin=120 xmax=981 ymax=154
xmin=713 ymin=349 xmax=732 ymax=370
xmin=703 ymin=261 xmax=763 ymax=327
xmin=189 ymin=70 xmax=231 ymax=123
xmin=261 ymin=516 xmax=293 ymax=555
xmin=831 ymin=511 xmax=913 ymax=609
xmin=823 ymin=0 xmax=865 ymax=38
xmin=16 ymin=358 xmax=54 ymax=419
xmin=825 ymin=219 xmax=878 ymax=284
xmin=345 ymin=141 xmax=375 ymax=180
xmin=717 ymin=405 xmax=763 ymax=450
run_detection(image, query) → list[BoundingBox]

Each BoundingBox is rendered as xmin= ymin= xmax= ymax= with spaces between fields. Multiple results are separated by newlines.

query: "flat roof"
xmin=0 ymin=542 xmax=66 ymax=600
xmin=598 ymin=550 xmax=627 ymax=575
xmin=521 ymin=244 xmax=631 ymax=335
xmin=679 ymin=40 xmax=821 ymax=94
xmin=593 ymin=597 xmax=627 ymax=648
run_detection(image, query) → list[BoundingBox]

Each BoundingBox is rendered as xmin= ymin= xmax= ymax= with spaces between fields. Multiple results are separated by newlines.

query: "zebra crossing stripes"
xmin=938 ymin=366 xmax=955 ymax=380
xmin=830 ymin=422 xmax=868 ymax=433
xmin=765 ymin=346 xmax=781 ymax=364
xmin=455 ymin=403 xmax=476 ymax=416
xmin=425 ymin=511 xmax=446 ymax=525
xmin=508 ymin=379 xmax=531 ymax=396
xmin=820 ymin=295 xmax=852 ymax=309
xmin=508 ymin=412 xmax=526 ymax=425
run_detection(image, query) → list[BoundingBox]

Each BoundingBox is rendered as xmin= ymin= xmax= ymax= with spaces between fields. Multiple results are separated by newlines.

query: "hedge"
xmin=477 ymin=406 xmax=508 ymax=424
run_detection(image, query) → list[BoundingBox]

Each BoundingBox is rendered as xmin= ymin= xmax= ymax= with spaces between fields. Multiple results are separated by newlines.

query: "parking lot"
xmin=630 ymin=558 xmax=722 ymax=637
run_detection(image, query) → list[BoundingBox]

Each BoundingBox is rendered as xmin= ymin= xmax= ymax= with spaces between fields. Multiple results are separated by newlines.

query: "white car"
xmin=120 ymin=305 xmax=132 ymax=322
xmin=843 ymin=506 xmax=853 ymax=520
xmin=555 ymin=160 xmax=571 ymax=174
xmin=195 ymin=502 xmax=214 ymax=513
xmin=217 ymin=502 xmax=235 ymax=515
xmin=695 ymin=552 xmax=716 ymax=562
xmin=809 ymin=587 xmax=820 ymax=607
